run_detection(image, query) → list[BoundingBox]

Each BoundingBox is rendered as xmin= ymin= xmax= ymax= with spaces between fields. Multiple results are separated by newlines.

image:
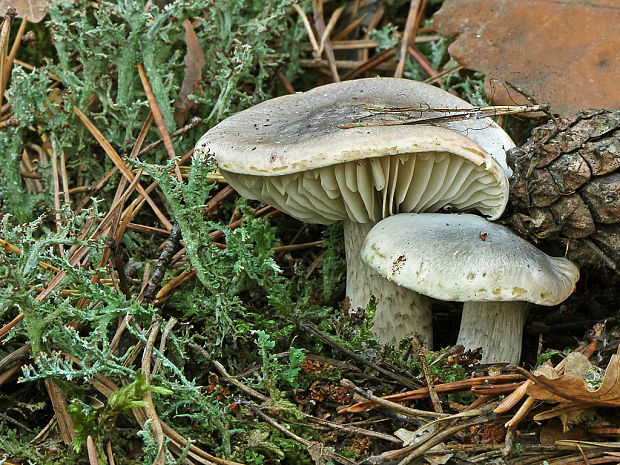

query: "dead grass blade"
xmin=394 ymin=0 xmax=421 ymax=78
xmin=311 ymin=0 xmax=340 ymax=81
xmin=2 ymin=15 xmax=26 ymax=95
xmin=142 ymin=318 xmax=167 ymax=465
xmin=341 ymin=379 xmax=448 ymax=419
xmin=339 ymin=374 xmax=524 ymax=413
xmin=44 ymin=379 xmax=76 ymax=445
xmin=87 ymin=436 xmax=99 ymax=465
xmin=173 ymin=20 xmax=205 ymax=127
xmin=338 ymin=104 xmax=550 ymax=128
xmin=0 ymin=8 xmax=16 ymax=110
xmin=73 ymin=105 xmax=173 ymax=230
xmin=137 ymin=63 xmax=183 ymax=183
xmin=0 ymin=238 xmax=61 ymax=273
xmin=35 ymin=169 xmax=146 ymax=303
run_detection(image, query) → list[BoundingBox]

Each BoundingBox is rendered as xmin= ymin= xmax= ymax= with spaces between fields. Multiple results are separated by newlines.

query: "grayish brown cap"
xmin=195 ymin=78 xmax=513 ymax=223
xmin=361 ymin=213 xmax=580 ymax=305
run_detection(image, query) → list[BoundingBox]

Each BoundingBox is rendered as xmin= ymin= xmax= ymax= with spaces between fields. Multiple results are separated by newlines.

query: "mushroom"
xmin=361 ymin=213 xmax=579 ymax=363
xmin=195 ymin=78 xmax=514 ymax=346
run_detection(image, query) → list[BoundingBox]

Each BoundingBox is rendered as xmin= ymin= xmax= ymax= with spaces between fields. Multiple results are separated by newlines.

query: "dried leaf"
xmin=433 ymin=0 xmax=620 ymax=116
xmin=524 ymin=353 xmax=620 ymax=407
xmin=173 ymin=19 xmax=205 ymax=127
xmin=0 ymin=0 xmax=74 ymax=23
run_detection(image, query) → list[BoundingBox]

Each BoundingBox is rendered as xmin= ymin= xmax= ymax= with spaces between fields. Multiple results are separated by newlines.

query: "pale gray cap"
xmin=195 ymin=78 xmax=513 ymax=223
xmin=361 ymin=213 xmax=579 ymax=305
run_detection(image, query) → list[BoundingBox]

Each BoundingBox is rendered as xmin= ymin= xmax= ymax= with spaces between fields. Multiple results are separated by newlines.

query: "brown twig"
xmin=394 ymin=0 xmax=421 ymax=78
xmin=0 ymin=412 xmax=35 ymax=434
xmin=137 ymin=63 xmax=183 ymax=183
xmin=76 ymin=113 xmax=154 ymax=211
xmin=87 ymin=436 xmax=99 ymax=465
xmin=152 ymin=317 xmax=176 ymax=375
xmin=428 ymin=344 xmax=463 ymax=367
xmin=242 ymin=401 xmax=356 ymax=465
xmin=139 ymin=224 xmax=182 ymax=306
xmin=292 ymin=3 xmax=320 ymax=56
xmin=305 ymin=36 xmax=441 ymax=51
xmin=19 ymin=170 xmax=43 ymax=179
xmin=407 ymin=43 xmax=439 ymax=77
xmin=332 ymin=12 xmax=367 ymax=41
xmin=0 ymin=313 xmax=25 ymax=340
xmin=471 ymin=382 xmax=525 ymax=395
xmin=154 ymin=269 xmax=196 ymax=303
xmin=142 ymin=317 xmax=166 ymax=465
xmin=36 ymin=169 xmax=146 ymax=304
xmin=60 ymin=149 xmax=70 ymax=206
xmin=50 ymin=147 xmax=65 ymax=257
xmin=277 ymin=71 xmax=296 ymax=94
xmin=190 ymin=343 xmax=268 ymax=401
xmin=0 ymin=364 xmax=22 ymax=388
xmin=138 ymin=116 xmax=203 ymax=156
xmin=338 ymin=103 xmax=549 ymax=129
xmin=397 ymin=425 xmax=473 ymax=465
xmin=13 ymin=58 xmax=62 ymax=81
xmin=300 ymin=57 xmax=397 ymax=71
xmin=341 ymin=379 xmax=448 ymax=419
xmin=271 ymin=240 xmax=326 ymax=254
xmin=340 ymin=374 xmax=524 ymax=413
xmin=0 ymin=238 xmax=60 ymax=274
xmin=45 ymin=379 xmax=76 ymax=445
xmin=301 ymin=323 xmax=423 ymax=390
xmin=98 ymin=219 xmax=169 ymax=237
xmin=74 ymin=106 xmax=173 ymax=230
xmin=106 ymin=441 xmax=116 ymax=465
xmin=359 ymin=4 xmax=384 ymax=63
xmin=0 ymin=343 xmax=31 ymax=371
xmin=305 ymin=415 xmax=402 ymax=444
xmin=423 ymin=63 xmax=463 ymax=85
xmin=0 ymin=8 xmax=16 ymax=110
xmin=1 ymin=15 xmax=26 ymax=109
xmin=417 ymin=347 xmax=443 ymax=414
xmin=342 ymin=48 xmax=396 ymax=80
xmin=312 ymin=0 xmax=340 ymax=82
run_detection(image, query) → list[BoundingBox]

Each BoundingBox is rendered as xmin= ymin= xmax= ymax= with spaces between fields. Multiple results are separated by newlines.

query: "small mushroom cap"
xmin=361 ymin=213 xmax=579 ymax=305
xmin=196 ymin=79 xmax=512 ymax=223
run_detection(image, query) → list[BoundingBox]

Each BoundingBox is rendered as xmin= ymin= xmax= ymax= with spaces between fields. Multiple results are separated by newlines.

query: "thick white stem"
xmin=457 ymin=301 xmax=528 ymax=364
xmin=344 ymin=220 xmax=433 ymax=347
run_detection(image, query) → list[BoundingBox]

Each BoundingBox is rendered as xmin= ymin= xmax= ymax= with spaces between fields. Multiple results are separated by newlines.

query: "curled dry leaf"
xmin=0 ymin=0 xmax=74 ymax=23
xmin=433 ymin=0 xmax=620 ymax=116
xmin=523 ymin=353 xmax=620 ymax=407
xmin=173 ymin=19 xmax=205 ymax=127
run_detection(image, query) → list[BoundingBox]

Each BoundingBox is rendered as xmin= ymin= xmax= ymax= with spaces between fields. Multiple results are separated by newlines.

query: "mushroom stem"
xmin=457 ymin=301 xmax=529 ymax=364
xmin=344 ymin=220 xmax=433 ymax=347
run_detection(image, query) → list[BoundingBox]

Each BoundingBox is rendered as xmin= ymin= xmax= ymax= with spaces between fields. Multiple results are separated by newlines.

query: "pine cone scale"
xmin=508 ymin=109 xmax=620 ymax=268
xmin=580 ymin=172 xmax=620 ymax=224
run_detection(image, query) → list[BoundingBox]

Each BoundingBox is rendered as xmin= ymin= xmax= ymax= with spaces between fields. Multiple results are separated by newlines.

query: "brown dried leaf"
xmin=173 ymin=19 xmax=204 ymax=127
xmin=0 ymin=0 xmax=73 ymax=23
xmin=524 ymin=353 xmax=620 ymax=407
xmin=433 ymin=0 xmax=620 ymax=116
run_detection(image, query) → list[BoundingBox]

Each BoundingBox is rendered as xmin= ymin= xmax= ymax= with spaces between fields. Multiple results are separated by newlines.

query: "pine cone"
xmin=507 ymin=109 xmax=620 ymax=269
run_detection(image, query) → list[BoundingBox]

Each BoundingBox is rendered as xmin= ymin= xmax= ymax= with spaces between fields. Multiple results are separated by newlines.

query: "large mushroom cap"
xmin=361 ymin=213 xmax=579 ymax=306
xmin=196 ymin=78 xmax=513 ymax=223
